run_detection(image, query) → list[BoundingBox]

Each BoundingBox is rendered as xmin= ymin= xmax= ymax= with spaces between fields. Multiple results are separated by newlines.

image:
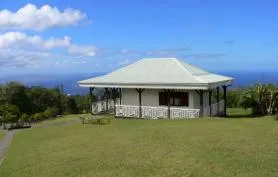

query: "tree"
xmin=72 ymin=94 xmax=95 ymax=113
xmin=0 ymin=104 xmax=20 ymax=129
xmin=64 ymin=97 xmax=79 ymax=114
xmin=27 ymin=86 xmax=62 ymax=114
xmin=240 ymin=83 xmax=278 ymax=115
xmin=3 ymin=82 xmax=30 ymax=114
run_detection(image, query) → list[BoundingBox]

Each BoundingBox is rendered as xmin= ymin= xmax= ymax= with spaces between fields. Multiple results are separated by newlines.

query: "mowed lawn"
xmin=0 ymin=110 xmax=277 ymax=177
xmin=0 ymin=130 xmax=5 ymax=141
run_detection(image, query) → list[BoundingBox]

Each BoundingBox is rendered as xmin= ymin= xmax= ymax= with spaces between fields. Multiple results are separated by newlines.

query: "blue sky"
xmin=0 ymin=0 xmax=278 ymax=75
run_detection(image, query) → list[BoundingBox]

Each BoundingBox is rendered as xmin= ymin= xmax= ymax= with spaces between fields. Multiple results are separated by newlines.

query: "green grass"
xmin=0 ymin=109 xmax=277 ymax=177
xmin=0 ymin=130 xmax=5 ymax=141
xmin=227 ymin=108 xmax=252 ymax=117
xmin=32 ymin=114 xmax=82 ymax=127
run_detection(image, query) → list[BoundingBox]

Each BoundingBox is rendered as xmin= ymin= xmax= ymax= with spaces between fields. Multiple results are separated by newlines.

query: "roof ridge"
xmin=173 ymin=58 xmax=206 ymax=83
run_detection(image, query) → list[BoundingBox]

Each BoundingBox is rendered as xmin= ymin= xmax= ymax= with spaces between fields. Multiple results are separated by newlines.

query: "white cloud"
xmin=68 ymin=44 xmax=97 ymax=56
xmin=0 ymin=32 xmax=71 ymax=49
xmin=43 ymin=36 xmax=71 ymax=49
xmin=0 ymin=4 xmax=86 ymax=31
xmin=0 ymin=32 xmax=96 ymax=56
xmin=0 ymin=49 xmax=50 ymax=68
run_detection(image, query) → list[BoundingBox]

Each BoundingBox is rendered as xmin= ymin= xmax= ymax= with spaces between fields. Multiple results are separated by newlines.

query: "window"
xmin=159 ymin=92 xmax=188 ymax=106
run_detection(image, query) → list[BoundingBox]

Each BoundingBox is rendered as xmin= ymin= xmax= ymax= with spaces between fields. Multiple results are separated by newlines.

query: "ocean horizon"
xmin=1 ymin=71 xmax=277 ymax=95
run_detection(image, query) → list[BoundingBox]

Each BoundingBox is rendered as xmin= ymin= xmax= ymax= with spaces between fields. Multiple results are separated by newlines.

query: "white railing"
xmin=203 ymin=106 xmax=211 ymax=117
xmin=170 ymin=107 xmax=200 ymax=119
xmin=115 ymin=105 xmax=139 ymax=117
xmin=115 ymin=105 xmax=200 ymax=119
xmin=203 ymin=100 xmax=225 ymax=117
xmin=92 ymin=98 xmax=120 ymax=114
xmin=142 ymin=106 xmax=168 ymax=119
xmin=219 ymin=100 xmax=225 ymax=114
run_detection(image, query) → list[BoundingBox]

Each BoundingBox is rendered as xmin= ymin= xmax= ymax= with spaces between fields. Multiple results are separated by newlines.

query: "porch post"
xmin=200 ymin=90 xmax=204 ymax=117
xmin=112 ymin=88 xmax=117 ymax=115
xmin=216 ymin=87 xmax=220 ymax=115
xmin=136 ymin=88 xmax=144 ymax=118
xmin=89 ymin=87 xmax=95 ymax=115
xmin=105 ymin=88 xmax=109 ymax=111
xmin=119 ymin=88 xmax=122 ymax=105
xmin=167 ymin=89 xmax=171 ymax=119
xmin=222 ymin=85 xmax=227 ymax=117
xmin=209 ymin=90 xmax=212 ymax=117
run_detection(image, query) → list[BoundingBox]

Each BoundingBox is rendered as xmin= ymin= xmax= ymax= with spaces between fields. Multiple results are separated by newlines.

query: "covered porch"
xmin=89 ymin=86 xmax=229 ymax=119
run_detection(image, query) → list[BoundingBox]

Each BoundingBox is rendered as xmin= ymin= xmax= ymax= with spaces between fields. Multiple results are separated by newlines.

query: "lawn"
xmin=0 ymin=109 xmax=277 ymax=177
xmin=0 ymin=130 xmax=5 ymax=141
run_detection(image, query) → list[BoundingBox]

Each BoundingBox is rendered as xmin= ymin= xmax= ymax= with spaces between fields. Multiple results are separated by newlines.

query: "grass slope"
xmin=0 ymin=110 xmax=277 ymax=177
xmin=0 ymin=130 xmax=5 ymax=141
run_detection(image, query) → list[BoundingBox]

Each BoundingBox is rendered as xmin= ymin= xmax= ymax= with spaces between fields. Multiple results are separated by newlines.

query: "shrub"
xmin=240 ymin=83 xmax=278 ymax=116
xmin=88 ymin=119 xmax=98 ymax=124
xmin=19 ymin=113 xmax=30 ymax=125
xmin=79 ymin=115 xmax=87 ymax=124
xmin=96 ymin=117 xmax=111 ymax=125
xmin=80 ymin=116 xmax=111 ymax=125
xmin=33 ymin=113 xmax=44 ymax=121
xmin=43 ymin=107 xmax=58 ymax=118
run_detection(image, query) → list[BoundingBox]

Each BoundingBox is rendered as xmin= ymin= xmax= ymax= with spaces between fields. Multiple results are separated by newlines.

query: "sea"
xmin=0 ymin=71 xmax=277 ymax=95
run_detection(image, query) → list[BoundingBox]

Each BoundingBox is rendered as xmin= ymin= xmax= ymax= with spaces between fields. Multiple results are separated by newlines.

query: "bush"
xmin=79 ymin=115 xmax=88 ymax=124
xmin=43 ymin=107 xmax=58 ymax=118
xmin=94 ymin=118 xmax=111 ymax=125
xmin=33 ymin=113 xmax=45 ymax=121
xmin=80 ymin=116 xmax=111 ymax=125
xmin=19 ymin=113 xmax=30 ymax=125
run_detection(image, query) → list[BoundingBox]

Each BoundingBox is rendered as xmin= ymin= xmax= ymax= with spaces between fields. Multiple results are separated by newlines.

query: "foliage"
xmin=0 ymin=103 xmax=20 ymax=129
xmin=226 ymin=89 xmax=244 ymax=108
xmin=0 ymin=81 xmax=97 ymax=125
xmin=43 ymin=107 xmax=58 ymax=118
xmin=32 ymin=113 xmax=44 ymax=121
xmin=79 ymin=115 xmax=111 ymax=125
xmin=89 ymin=117 xmax=111 ymax=125
xmin=79 ymin=115 xmax=86 ymax=124
xmin=27 ymin=86 xmax=62 ymax=114
xmin=19 ymin=113 xmax=30 ymax=125
xmin=72 ymin=94 xmax=94 ymax=113
xmin=240 ymin=83 xmax=278 ymax=115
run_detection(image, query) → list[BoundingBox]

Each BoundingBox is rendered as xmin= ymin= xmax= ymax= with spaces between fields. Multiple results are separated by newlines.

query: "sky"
xmin=0 ymin=0 xmax=278 ymax=76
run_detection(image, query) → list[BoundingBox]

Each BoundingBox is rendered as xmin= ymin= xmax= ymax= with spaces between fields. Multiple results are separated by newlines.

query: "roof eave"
xmin=79 ymin=83 xmax=209 ymax=90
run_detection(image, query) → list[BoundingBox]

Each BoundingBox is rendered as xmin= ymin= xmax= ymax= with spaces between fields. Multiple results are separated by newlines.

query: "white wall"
xmin=142 ymin=89 xmax=159 ymax=106
xmin=121 ymin=89 xmax=139 ymax=105
xmin=203 ymin=91 xmax=210 ymax=107
xmin=121 ymin=88 xmax=201 ymax=109
xmin=192 ymin=91 xmax=210 ymax=109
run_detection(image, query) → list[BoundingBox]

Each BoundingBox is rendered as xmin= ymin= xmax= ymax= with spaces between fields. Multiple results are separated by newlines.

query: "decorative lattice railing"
xmin=203 ymin=100 xmax=225 ymax=117
xmin=115 ymin=105 xmax=200 ymax=119
xmin=93 ymin=100 xmax=225 ymax=118
xmin=92 ymin=98 xmax=120 ymax=114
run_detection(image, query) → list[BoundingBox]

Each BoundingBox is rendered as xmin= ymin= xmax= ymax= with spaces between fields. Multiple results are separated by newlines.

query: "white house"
xmin=78 ymin=58 xmax=233 ymax=119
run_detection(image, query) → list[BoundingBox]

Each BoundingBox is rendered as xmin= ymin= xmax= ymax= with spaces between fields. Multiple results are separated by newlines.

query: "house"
xmin=78 ymin=58 xmax=233 ymax=119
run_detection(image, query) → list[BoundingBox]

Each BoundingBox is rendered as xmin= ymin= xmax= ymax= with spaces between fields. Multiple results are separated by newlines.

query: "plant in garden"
xmin=240 ymin=83 xmax=278 ymax=115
